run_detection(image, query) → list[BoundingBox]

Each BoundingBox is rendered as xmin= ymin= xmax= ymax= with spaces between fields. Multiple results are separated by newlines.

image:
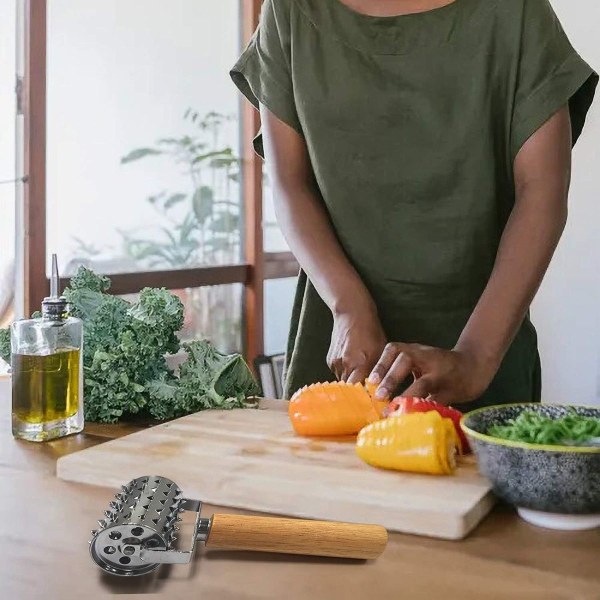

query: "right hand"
xmin=326 ymin=305 xmax=387 ymax=384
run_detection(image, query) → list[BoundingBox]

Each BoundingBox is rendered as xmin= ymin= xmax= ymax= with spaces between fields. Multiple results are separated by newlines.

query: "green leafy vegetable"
xmin=0 ymin=328 xmax=10 ymax=364
xmin=489 ymin=410 xmax=600 ymax=446
xmin=0 ymin=266 xmax=259 ymax=423
xmin=146 ymin=341 xmax=259 ymax=420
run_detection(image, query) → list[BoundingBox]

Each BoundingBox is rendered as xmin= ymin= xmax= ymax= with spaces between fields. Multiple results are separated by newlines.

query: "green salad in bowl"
xmin=488 ymin=409 xmax=600 ymax=447
xmin=461 ymin=403 xmax=600 ymax=531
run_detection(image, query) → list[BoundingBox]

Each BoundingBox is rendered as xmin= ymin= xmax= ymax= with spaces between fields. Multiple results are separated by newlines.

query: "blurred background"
xmin=0 ymin=0 xmax=598 ymax=405
xmin=0 ymin=0 xmax=298 ymax=372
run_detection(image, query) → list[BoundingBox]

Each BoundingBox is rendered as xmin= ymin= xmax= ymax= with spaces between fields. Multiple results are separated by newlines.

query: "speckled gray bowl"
xmin=461 ymin=404 xmax=600 ymax=526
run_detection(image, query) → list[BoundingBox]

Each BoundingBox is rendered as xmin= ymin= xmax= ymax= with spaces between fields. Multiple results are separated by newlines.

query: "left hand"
xmin=367 ymin=342 xmax=497 ymax=405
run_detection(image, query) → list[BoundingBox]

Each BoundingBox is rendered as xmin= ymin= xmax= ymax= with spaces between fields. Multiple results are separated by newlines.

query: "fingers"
xmin=368 ymin=343 xmax=406 ymax=382
xmin=343 ymin=349 xmax=376 ymax=383
xmin=328 ymin=355 xmax=370 ymax=383
xmin=400 ymin=375 xmax=436 ymax=400
xmin=377 ymin=353 xmax=414 ymax=399
xmin=425 ymin=388 xmax=454 ymax=406
xmin=327 ymin=355 xmax=343 ymax=380
xmin=347 ymin=366 xmax=370 ymax=385
xmin=368 ymin=343 xmax=413 ymax=399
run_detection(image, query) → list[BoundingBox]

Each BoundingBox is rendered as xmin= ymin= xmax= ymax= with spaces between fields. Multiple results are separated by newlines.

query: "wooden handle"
xmin=205 ymin=514 xmax=388 ymax=560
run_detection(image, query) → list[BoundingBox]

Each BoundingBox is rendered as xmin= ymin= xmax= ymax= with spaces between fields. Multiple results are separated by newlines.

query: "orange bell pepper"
xmin=289 ymin=381 xmax=388 ymax=437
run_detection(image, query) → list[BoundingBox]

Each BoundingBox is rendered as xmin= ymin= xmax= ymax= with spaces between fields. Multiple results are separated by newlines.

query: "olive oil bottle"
xmin=11 ymin=254 xmax=84 ymax=441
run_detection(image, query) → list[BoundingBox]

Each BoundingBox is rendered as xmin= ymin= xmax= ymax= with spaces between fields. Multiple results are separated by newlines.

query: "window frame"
xmin=20 ymin=0 xmax=298 ymax=365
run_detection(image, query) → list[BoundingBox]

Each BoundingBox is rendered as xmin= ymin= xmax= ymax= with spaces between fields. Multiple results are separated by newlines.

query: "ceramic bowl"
xmin=461 ymin=403 xmax=600 ymax=530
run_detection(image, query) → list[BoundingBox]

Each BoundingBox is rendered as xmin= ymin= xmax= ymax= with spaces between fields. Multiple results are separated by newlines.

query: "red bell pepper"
xmin=386 ymin=397 xmax=471 ymax=454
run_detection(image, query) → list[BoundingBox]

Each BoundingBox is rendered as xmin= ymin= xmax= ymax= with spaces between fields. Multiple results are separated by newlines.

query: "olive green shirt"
xmin=231 ymin=0 xmax=597 ymax=409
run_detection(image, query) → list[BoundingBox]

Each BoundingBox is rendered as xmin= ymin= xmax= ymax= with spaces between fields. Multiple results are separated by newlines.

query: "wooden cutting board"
xmin=56 ymin=400 xmax=495 ymax=540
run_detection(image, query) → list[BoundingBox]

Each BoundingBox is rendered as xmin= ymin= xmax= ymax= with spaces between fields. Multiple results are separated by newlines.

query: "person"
xmin=230 ymin=0 xmax=597 ymax=410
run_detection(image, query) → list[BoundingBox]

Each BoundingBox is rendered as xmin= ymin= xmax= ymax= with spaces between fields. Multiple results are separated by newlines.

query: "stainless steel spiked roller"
xmin=90 ymin=475 xmax=388 ymax=576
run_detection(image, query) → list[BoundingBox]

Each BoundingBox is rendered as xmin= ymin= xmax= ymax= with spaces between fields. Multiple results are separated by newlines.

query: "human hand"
xmin=327 ymin=306 xmax=387 ymax=384
xmin=367 ymin=342 xmax=497 ymax=405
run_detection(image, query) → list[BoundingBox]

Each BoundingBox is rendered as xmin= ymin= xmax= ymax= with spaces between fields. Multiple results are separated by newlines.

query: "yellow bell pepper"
xmin=356 ymin=411 xmax=460 ymax=475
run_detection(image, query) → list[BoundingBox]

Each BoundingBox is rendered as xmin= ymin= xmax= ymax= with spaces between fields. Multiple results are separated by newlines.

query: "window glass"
xmin=263 ymin=277 xmax=297 ymax=356
xmin=46 ymin=0 xmax=242 ymax=276
xmin=119 ymin=283 xmax=243 ymax=354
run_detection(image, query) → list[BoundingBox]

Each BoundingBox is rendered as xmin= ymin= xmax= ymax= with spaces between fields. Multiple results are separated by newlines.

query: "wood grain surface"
xmin=56 ymin=401 xmax=495 ymax=539
xmin=206 ymin=513 xmax=388 ymax=559
xmin=2 ymin=396 xmax=600 ymax=599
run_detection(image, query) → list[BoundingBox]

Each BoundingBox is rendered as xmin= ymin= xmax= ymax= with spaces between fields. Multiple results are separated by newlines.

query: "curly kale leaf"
xmin=145 ymin=340 xmax=260 ymax=420
xmin=81 ymin=290 xmax=184 ymax=423
xmin=128 ymin=287 xmax=184 ymax=357
xmin=79 ymin=295 xmax=130 ymax=365
xmin=68 ymin=267 xmax=111 ymax=293
xmin=0 ymin=328 xmax=10 ymax=364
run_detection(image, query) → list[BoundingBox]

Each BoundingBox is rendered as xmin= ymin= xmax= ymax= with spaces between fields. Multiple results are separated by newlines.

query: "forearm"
xmin=273 ymin=182 xmax=374 ymax=315
xmin=455 ymin=107 xmax=572 ymax=375
xmin=455 ymin=192 xmax=567 ymax=371
xmin=260 ymin=104 xmax=375 ymax=316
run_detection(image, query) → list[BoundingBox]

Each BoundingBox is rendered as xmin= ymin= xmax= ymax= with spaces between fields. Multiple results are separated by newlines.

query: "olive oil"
xmin=12 ymin=349 xmax=80 ymax=423
xmin=10 ymin=254 xmax=84 ymax=441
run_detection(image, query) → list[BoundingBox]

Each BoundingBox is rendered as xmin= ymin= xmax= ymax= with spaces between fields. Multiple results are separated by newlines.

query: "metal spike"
xmin=121 ymin=485 xmax=129 ymax=493
xmin=98 ymin=519 xmax=107 ymax=529
xmin=109 ymin=501 xmax=122 ymax=510
xmin=104 ymin=510 xmax=114 ymax=520
xmin=91 ymin=529 xmax=98 ymax=537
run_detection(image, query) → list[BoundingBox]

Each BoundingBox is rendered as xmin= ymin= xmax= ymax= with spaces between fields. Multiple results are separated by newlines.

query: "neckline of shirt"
xmin=294 ymin=0 xmax=489 ymax=57
xmin=328 ymin=0 xmax=463 ymax=22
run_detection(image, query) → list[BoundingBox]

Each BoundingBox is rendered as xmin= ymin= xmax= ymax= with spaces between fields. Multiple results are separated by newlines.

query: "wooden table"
xmin=1 ymin=409 xmax=600 ymax=599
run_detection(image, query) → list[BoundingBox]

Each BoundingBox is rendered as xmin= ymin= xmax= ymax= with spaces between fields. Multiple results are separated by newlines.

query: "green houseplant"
xmin=118 ymin=110 xmax=242 ymax=352
xmin=71 ymin=109 xmax=244 ymax=352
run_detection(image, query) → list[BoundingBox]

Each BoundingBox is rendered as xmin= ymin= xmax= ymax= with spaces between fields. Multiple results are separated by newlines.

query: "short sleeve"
xmin=230 ymin=0 xmax=301 ymax=158
xmin=510 ymin=0 xmax=598 ymax=161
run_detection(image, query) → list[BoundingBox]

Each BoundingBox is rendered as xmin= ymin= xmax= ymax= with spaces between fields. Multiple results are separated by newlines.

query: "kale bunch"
xmin=0 ymin=328 xmax=10 ymax=364
xmin=1 ymin=267 xmax=259 ymax=423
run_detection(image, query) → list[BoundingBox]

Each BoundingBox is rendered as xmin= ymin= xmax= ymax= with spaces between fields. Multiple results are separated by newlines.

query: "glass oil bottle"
xmin=11 ymin=254 xmax=84 ymax=441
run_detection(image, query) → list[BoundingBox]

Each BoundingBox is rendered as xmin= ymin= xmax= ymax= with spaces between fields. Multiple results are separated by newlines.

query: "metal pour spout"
xmin=50 ymin=253 xmax=59 ymax=298
xmin=42 ymin=253 xmax=68 ymax=320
